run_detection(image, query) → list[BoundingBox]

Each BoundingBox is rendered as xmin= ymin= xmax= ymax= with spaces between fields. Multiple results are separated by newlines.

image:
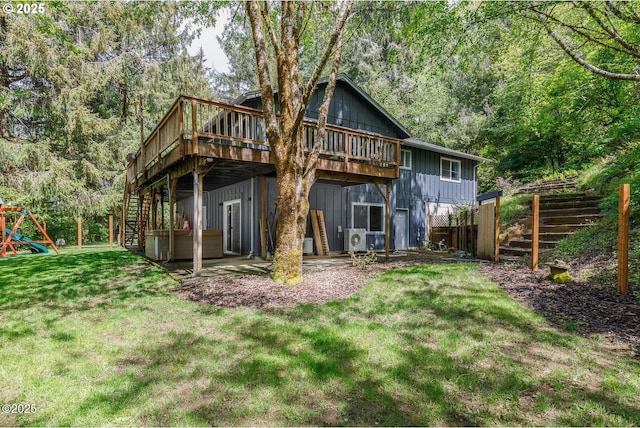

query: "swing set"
xmin=0 ymin=197 xmax=59 ymax=257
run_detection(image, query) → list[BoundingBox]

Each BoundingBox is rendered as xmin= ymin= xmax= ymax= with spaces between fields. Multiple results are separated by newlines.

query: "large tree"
xmin=528 ymin=0 xmax=640 ymax=81
xmin=245 ymin=0 xmax=353 ymax=285
xmin=0 ymin=1 xmax=211 ymax=242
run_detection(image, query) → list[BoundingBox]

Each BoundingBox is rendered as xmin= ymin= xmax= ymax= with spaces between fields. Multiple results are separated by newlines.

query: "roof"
xmin=234 ymin=74 xmax=412 ymax=139
xmin=402 ymin=138 xmax=491 ymax=163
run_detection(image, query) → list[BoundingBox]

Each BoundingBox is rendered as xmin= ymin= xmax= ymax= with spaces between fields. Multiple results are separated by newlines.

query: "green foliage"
xmin=1 ymin=2 xmax=212 ymax=239
xmin=349 ymin=244 xmax=378 ymax=268
xmin=579 ymin=142 xmax=640 ymax=226
xmin=499 ymin=195 xmax=530 ymax=228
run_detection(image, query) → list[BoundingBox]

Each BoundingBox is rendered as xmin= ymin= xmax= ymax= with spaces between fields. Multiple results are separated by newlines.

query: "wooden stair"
xmin=122 ymin=192 xmax=152 ymax=249
xmin=514 ymin=176 xmax=578 ymax=195
xmin=123 ymin=193 xmax=139 ymax=248
xmin=500 ymin=192 xmax=601 ymax=261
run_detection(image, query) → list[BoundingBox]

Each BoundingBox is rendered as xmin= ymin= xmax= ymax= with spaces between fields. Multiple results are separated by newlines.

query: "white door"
xmin=223 ymin=200 xmax=241 ymax=254
xmin=395 ymin=210 xmax=408 ymax=250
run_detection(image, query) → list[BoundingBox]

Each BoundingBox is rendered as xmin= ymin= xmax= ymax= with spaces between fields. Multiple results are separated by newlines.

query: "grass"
xmin=1 ymin=248 xmax=640 ymax=426
xmin=499 ymin=194 xmax=531 ymax=228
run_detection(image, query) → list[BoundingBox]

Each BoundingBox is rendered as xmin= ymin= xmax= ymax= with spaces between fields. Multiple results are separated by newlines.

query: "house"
xmin=122 ymin=75 xmax=487 ymax=271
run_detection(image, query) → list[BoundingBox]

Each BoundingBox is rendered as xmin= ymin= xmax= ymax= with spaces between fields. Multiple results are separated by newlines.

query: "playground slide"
xmin=4 ymin=228 xmax=49 ymax=254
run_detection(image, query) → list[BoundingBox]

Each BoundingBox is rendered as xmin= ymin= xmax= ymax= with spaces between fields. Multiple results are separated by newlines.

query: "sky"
xmin=187 ymin=11 xmax=230 ymax=73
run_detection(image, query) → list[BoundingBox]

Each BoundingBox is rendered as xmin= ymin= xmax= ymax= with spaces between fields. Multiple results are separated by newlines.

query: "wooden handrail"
xmin=129 ymin=95 xmax=401 ymax=185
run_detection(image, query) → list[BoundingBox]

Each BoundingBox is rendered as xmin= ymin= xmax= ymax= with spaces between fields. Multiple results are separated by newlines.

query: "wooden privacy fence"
xmin=428 ymin=209 xmax=478 ymax=254
xmin=476 ymin=191 xmax=502 ymax=261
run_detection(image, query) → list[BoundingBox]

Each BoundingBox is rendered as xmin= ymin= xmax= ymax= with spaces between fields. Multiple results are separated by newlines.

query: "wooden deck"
xmin=126 ymin=95 xmax=402 ymax=190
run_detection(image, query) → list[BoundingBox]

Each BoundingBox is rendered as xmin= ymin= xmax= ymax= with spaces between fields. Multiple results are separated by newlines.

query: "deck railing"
xmin=128 ymin=95 xmax=401 ymax=186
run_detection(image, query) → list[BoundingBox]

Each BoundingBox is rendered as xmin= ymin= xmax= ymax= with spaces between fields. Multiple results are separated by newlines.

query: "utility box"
xmin=303 ymin=237 xmax=314 ymax=255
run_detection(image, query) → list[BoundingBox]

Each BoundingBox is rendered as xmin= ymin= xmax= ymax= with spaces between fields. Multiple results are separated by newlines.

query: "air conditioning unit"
xmin=344 ymin=228 xmax=367 ymax=252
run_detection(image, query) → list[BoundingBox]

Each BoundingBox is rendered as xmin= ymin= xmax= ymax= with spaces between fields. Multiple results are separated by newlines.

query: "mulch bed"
xmin=171 ymin=253 xmax=639 ymax=352
xmin=479 ymin=262 xmax=640 ymax=354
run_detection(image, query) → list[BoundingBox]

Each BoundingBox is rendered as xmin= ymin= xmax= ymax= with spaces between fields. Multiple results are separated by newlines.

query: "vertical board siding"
xmin=244 ymin=82 xmax=406 ymax=140
xmin=207 ymin=180 xmax=254 ymax=255
xmin=266 ymin=178 xmax=347 ymax=253
xmin=395 ymin=147 xmax=478 ymax=249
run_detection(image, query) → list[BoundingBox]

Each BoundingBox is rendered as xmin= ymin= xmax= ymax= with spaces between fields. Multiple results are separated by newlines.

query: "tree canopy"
xmin=2 ymin=0 xmax=639 ymax=244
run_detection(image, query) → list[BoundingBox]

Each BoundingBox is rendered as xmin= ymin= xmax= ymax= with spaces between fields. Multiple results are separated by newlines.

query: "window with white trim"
xmin=400 ymin=149 xmax=412 ymax=170
xmin=440 ymin=157 xmax=461 ymax=182
xmin=352 ymin=203 xmax=385 ymax=232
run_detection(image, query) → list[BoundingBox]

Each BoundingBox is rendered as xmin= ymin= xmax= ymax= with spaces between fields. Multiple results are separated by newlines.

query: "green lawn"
xmin=1 ymin=248 xmax=639 ymax=426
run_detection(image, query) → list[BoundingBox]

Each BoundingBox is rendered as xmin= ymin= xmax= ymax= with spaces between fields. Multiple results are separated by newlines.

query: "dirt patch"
xmin=174 ymin=265 xmax=380 ymax=309
xmin=480 ymin=262 xmax=640 ymax=353
xmin=171 ymin=254 xmax=441 ymax=309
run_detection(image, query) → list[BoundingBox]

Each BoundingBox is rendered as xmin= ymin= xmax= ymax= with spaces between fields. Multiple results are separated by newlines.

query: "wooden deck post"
xmin=618 ymin=184 xmax=630 ymax=294
xmin=193 ymin=169 xmax=203 ymax=277
xmin=151 ymin=189 xmax=158 ymax=230
xmin=374 ymin=181 xmax=391 ymax=261
xmin=531 ymin=195 xmax=540 ymax=271
xmin=261 ymin=176 xmax=267 ymax=259
xmin=169 ymin=176 xmax=177 ymax=262
xmin=385 ymin=183 xmax=391 ymax=261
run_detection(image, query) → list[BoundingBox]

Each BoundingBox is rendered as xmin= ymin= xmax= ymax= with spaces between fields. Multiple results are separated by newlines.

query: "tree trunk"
xmin=272 ymin=166 xmax=312 ymax=285
xmin=0 ymin=16 xmax=9 ymax=138
xmin=246 ymin=0 xmax=352 ymax=285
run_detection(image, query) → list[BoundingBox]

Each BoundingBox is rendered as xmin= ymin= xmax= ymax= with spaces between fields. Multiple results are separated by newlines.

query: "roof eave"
xmin=402 ymin=138 xmax=492 ymax=163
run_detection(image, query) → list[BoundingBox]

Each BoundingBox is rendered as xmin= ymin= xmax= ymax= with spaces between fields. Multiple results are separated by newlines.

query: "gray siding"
xmin=241 ymin=81 xmax=408 ymax=139
xmin=177 ymin=178 xmax=259 ymax=256
xmin=406 ymin=148 xmax=476 ymax=205
xmin=175 ymin=147 xmax=478 ymax=256
xmin=306 ymin=83 xmax=404 ymax=138
xmin=346 ymin=183 xmax=392 ymax=251
xmin=266 ymin=178 xmax=347 ymax=252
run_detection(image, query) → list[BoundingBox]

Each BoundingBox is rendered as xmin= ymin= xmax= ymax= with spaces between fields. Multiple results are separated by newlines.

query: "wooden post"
xmin=428 ymin=215 xmax=433 ymax=243
xmin=77 ymin=216 xmax=82 ymax=249
xmin=191 ymin=99 xmax=199 ymax=155
xmin=1 ymin=209 xmax=5 ymax=257
xmin=531 ymin=195 xmax=540 ymax=271
xmin=193 ymin=170 xmax=203 ymax=277
xmin=109 ymin=215 xmax=113 ymax=248
xmin=618 ymin=184 xmax=630 ymax=294
xmin=151 ymin=189 xmax=158 ymax=230
xmin=169 ymin=177 xmax=177 ymax=262
xmin=261 ymin=176 xmax=267 ymax=259
xmin=385 ymin=183 xmax=391 ymax=261
xmin=373 ymin=182 xmax=391 ymax=261
xmin=494 ymin=196 xmax=501 ymax=262
xmin=470 ymin=208 xmax=475 ymax=255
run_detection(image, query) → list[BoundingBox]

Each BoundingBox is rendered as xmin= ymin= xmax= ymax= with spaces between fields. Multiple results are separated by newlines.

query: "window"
xmin=440 ymin=157 xmax=461 ymax=182
xmin=400 ymin=149 xmax=412 ymax=170
xmin=352 ymin=203 xmax=385 ymax=232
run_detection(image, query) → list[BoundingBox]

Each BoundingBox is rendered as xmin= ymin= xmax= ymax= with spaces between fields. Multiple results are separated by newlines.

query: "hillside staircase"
xmin=500 ymin=179 xmax=602 ymax=261
xmin=515 ymin=175 xmax=578 ymax=195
